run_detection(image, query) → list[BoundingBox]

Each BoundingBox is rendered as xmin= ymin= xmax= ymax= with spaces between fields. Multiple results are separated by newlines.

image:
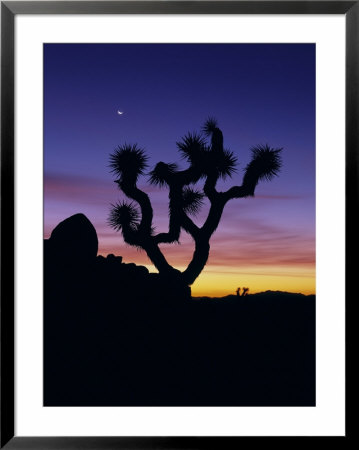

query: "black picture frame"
xmin=1 ymin=1 xmax=356 ymax=448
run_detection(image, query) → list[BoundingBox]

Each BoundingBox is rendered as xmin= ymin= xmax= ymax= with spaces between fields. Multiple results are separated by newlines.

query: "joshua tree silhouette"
xmin=236 ymin=287 xmax=249 ymax=297
xmin=242 ymin=287 xmax=249 ymax=296
xmin=109 ymin=118 xmax=282 ymax=287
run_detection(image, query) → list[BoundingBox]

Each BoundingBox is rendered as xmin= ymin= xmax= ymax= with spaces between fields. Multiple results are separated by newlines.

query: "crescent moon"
xmin=117 ymin=110 xmax=124 ymax=115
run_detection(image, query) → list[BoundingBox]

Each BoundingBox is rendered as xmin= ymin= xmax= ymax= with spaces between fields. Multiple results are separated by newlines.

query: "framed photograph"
xmin=1 ymin=1 xmax=355 ymax=447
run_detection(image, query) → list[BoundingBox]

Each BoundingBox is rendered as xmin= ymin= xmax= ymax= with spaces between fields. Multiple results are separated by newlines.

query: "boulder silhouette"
xmin=47 ymin=213 xmax=98 ymax=261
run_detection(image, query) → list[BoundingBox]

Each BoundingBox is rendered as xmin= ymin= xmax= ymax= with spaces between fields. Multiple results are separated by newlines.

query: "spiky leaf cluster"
xmin=182 ymin=188 xmax=204 ymax=215
xmin=245 ymin=144 xmax=282 ymax=181
xmin=212 ymin=149 xmax=237 ymax=179
xmin=176 ymin=133 xmax=207 ymax=165
xmin=109 ymin=144 xmax=148 ymax=182
xmin=149 ymin=162 xmax=178 ymax=187
xmin=108 ymin=201 xmax=139 ymax=231
xmin=202 ymin=117 xmax=218 ymax=136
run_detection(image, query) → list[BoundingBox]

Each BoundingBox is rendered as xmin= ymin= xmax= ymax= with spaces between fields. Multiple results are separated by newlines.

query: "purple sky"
xmin=44 ymin=44 xmax=315 ymax=295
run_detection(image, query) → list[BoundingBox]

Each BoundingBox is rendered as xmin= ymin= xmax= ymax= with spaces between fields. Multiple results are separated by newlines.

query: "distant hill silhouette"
xmin=195 ymin=290 xmax=314 ymax=301
xmin=44 ymin=214 xmax=315 ymax=406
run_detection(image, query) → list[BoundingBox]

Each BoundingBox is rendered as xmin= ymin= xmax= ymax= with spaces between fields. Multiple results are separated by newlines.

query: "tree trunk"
xmin=144 ymin=240 xmax=179 ymax=276
xmin=182 ymin=239 xmax=210 ymax=285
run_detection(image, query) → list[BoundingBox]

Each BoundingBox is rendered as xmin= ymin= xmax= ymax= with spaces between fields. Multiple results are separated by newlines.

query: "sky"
xmin=44 ymin=43 xmax=315 ymax=296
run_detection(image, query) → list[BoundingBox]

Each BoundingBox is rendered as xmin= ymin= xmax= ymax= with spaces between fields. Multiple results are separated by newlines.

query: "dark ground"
xmin=44 ymin=252 xmax=315 ymax=407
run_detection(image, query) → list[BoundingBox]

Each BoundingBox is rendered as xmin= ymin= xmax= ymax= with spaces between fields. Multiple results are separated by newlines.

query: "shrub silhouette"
xmin=109 ymin=118 xmax=282 ymax=286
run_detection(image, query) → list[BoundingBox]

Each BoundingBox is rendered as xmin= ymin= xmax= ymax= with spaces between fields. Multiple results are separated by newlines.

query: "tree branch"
xmin=203 ymin=171 xmax=219 ymax=201
xmin=153 ymin=184 xmax=182 ymax=244
xmin=223 ymin=183 xmax=255 ymax=202
xmin=152 ymin=163 xmax=202 ymax=244
xmin=117 ymin=179 xmax=154 ymax=235
xmin=180 ymin=212 xmax=201 ymax=240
